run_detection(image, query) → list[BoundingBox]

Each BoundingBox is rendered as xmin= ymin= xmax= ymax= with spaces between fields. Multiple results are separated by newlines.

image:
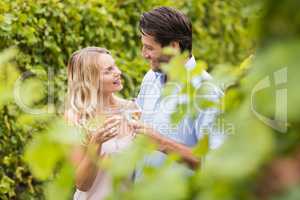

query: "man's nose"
xmin=142 ymin=48 xmax=150 ymax=59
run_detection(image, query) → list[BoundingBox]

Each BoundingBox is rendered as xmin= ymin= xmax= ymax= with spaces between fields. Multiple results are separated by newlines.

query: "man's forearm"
xmin=143 ymin=127 xmax=200 ymax=169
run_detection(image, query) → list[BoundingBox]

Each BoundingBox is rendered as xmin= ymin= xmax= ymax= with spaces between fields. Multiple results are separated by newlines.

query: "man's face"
xmin=141 ymin=34 xmax=164 ymax=71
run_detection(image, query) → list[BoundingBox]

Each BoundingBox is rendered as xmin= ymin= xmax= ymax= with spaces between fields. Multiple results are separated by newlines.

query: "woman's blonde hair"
xmin=65 ymin=47 xmax=111 ymax=125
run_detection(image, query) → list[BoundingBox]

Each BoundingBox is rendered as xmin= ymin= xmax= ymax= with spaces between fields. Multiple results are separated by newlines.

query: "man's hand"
xmin=129 ymin=120 xmax=200 ymax=169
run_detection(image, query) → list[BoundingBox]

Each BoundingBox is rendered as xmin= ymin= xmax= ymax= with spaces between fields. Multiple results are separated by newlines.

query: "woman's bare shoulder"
xmin=114 ymin=96 xmax=135 ymax=108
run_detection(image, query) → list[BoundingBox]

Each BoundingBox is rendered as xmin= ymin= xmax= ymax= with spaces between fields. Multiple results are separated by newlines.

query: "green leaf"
xmin=45 ymin=162 xmax=75 ymax=200
xmin=192 ymin=134 xmax=209 ymax=157
xmin=202 ymin=106 xmax=274 ymax=180
xmin=129 ymin=165 xmax=188 ymax=200
xmin=24 ymin=134 xmax=64 ymax=180
xmin=171 ymin=103 xmax=188 ymax=124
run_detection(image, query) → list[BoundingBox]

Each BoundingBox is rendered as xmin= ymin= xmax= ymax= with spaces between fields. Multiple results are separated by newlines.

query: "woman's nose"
xmin=114 ymin=67 xmax=122 ymax=76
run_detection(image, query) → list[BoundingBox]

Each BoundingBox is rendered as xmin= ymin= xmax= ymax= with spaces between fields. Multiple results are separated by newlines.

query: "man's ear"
xmin=170 ymin=41 xmax=180 ymax=51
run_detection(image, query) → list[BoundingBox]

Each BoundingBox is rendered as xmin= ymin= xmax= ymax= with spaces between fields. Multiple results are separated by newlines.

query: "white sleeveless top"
xmin=73 ymin=134 xmax=134 ymax=200
xmin=65 ymin=106 xmax=136 ymax=200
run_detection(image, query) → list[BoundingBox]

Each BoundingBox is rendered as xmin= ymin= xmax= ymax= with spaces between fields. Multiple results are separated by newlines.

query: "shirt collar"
xmin=154 ymin=71 xmax=163 ymax=78
xmin=185 ymin=56 xmax=196 ymax=70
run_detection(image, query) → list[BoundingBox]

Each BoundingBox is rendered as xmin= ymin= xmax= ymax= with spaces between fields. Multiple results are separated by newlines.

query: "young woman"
xmin=64 ymin=47 xmax=138 ymax=200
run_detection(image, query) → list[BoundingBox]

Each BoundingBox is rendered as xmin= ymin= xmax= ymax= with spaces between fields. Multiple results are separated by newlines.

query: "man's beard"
xmin=158 ymin=54 xmax=172 ymax=64
xmin=152 ymin=68 xmax=162 ymax=72
xmin=152 ymin=54 xmax=172 ymax=72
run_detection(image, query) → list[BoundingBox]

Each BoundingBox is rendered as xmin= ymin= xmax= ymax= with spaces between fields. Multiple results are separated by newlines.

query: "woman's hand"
xmin=88 ymin=115 xmax=121 ymax=145
xmin=128 ymin=119 xmax=151 ymax=135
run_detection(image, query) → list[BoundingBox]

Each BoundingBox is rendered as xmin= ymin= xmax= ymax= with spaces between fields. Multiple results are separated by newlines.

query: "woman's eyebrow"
xmin=103 ymin=64 xmax=114 ymax=70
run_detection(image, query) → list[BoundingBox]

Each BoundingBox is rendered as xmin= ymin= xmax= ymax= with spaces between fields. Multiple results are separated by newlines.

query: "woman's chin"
xmin=105 ymin=84 xmax=123 ymax=94
xmin=113 ymin=84 xmax=123 ymax=92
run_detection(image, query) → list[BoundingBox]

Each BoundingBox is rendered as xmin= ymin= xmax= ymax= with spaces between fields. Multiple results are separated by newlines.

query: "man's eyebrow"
xmin=143 ymin=44 xmax=153 ymax=48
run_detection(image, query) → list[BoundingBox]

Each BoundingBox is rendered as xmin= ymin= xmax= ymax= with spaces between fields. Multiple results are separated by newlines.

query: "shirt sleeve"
xmin=194 ymin=107 xmax=225 ymax=149
xmin=135 ymin=89 xmax=143 ymax=110
xmin=135 ymin=70 xmax=153 ymax=109
xmin=193 ymin=81 xmax=225 ymax=149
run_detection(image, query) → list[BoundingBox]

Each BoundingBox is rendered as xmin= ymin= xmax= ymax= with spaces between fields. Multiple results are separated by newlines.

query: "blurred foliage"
xmin=182 ymin=0 xmax=259 ymax=68
xmin=24 ymin=120 xmax=83 ymax=200
xmin=0 ymin=48 xmax=51 ymax=199
xmin=2 ymin=0 xmax=299 ymax=200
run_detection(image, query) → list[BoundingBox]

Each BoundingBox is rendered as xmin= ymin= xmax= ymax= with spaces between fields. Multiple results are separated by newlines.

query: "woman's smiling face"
xmin=98 ymin=54 xmax=123 ymax=94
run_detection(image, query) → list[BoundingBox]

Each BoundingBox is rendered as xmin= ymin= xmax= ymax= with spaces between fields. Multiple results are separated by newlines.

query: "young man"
xmin=134 ymin=7 xmax=224 ymax=170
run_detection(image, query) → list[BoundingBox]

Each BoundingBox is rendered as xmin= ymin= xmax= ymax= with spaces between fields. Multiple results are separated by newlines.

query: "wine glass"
xmin=123 ymin=98 xmax=142 ymax=122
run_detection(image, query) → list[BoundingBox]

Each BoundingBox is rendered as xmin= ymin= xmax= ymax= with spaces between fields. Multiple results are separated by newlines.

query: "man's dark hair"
xmin=139 ymin=6 xmax=192 ymax=54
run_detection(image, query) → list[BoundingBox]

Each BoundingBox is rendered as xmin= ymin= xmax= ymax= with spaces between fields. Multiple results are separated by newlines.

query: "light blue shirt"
xmin=135 ymin=56 xmax=225 ymax=169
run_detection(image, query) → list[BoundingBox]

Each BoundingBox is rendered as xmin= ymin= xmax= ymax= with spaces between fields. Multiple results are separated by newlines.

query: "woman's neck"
xmin=96 ymin=93 xmax=118 ymax=112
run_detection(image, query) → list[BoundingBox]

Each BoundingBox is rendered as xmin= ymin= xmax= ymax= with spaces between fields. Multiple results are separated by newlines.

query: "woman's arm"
xmin=73 ymin=117 xmax=121 ymax=191
xmin=74 ymin=137 xmax=109 ymax=191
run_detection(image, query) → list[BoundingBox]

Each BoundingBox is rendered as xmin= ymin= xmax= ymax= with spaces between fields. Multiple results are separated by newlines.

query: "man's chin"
xmin=150 ymin=64 xmax=161 ymax=72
